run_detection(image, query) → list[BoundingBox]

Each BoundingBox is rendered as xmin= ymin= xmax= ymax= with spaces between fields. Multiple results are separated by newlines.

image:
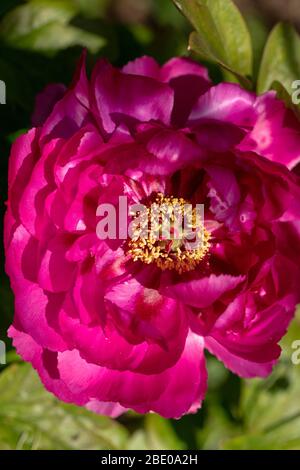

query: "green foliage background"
xmin=0 ymin=0 xmax=300 ymax=450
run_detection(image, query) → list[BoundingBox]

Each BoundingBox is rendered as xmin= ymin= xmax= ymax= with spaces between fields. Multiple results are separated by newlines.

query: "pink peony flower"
xmin=5 ymin=54 xmax=300 ymax=418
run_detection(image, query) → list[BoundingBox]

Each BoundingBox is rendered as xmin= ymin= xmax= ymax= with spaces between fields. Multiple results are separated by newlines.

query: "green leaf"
xmin=196 ymin=400 xmax=237 ymax=450
xmin=0 ymin=0 xmax=106 ymax=55
xmin=126 ymin=430 xmax=149 ymax=450
xmin=15 ymin=21 xmax=106 ymax=55
xmin=245 ymin=15 xmax=269 ymax=82
xmin=0 ymin=363 xmax=128 ymax=450
xmin=145 ymin=414 xmax=185 ymax=450
xmin=223 ymin=356 xmax=300 ymax=450
xmin=223 ymin=433 xmax=300 ymax=451
xmin=206 ymin=355 xmax=229 ymax=391
xmin=0 ymin=1 xmax=77 ymax=39
xmin=153 ymin=0 xmax=186 ymax=28
xmin=173 ymin=0 xmax=253 ymax=86
xmin=125 ymin=415 xmax=185 ymax=450
xmin=257 ymin=23 xmax=300 ymax=96
xmin=4 ymin=350 xmax=22 ymax=365
xmin=72 ymin=0 xmax=109 ymax=18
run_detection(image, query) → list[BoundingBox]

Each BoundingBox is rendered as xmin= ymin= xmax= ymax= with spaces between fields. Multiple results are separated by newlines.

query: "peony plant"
xmin=4 ymin=0 xmax=300 ymax=419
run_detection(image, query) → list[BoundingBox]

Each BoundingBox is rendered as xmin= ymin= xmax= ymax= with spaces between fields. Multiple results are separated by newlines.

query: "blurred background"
xmin=0 ymin=0 xmax=300 ymax=450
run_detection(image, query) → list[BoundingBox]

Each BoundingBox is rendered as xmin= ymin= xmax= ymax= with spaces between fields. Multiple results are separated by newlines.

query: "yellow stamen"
xmin=126 ymin=193 xmax=211 ymax=273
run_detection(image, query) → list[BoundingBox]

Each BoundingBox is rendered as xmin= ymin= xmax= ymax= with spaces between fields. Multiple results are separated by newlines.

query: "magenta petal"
xmin=194 ymin=120 xmax=246 ymax=151
xmin=161 ymin=57 xmax=211 ymax=127
xmin=6 ymin=225 xmax=67 ymax=350
xmin=206 ymin=164 xmax=242 ymax=227
xmin=10 ymin=326 xmax=128 ymax=416
xmin=9 ymin=327 xmax=87 ymax=405
xmin=32 ymin=84 xmax=67 ymax=127
xmin=123 ymin=56 xmax=211 ymax=128
xmin=54 ymin=125 xmax=104 ymax=185
xmin=40 ymin=52 xmax=90 ymax=141
xmin=57 ymin=332 xmax=207 ymax=418
xmin=161 ymin=57 xmax=210 ymax=82
xmin=5 ymin=53 xmax=300 ymax=419
xmin=91 ymin=59 xmax=174 ymax=134
xmin=136 ymin=123 xmax=205 ymax=174
xmin=18 ymin=138 xmax=63 ymax=237
xmin=86 ymin=400 xmax=127 ymax=418
xmin=8 ymin=129 xmax=37 ymax=190
xmin=66 ymin=234 xmax=98 ymax=262
xmin=133 ymin=333 xmax=207 ymax=418
xmin=240 ymin=92 xmax=300 ymax=169
xmin=105 ymin=276 xmax=189 ymax=349
xmin=205 ymin=336 xmax=276 ymax=378
xmin=162 ymin=274 xmax=245 ymax=309
xmin=71 ymin=265 xmax=106 ymax=326
xmin=205 ymin=261 xmax=298 ymax=379
xmin=189 ymin=83 xmax=257 ymax=127
xmin=38 ymin=235 xmax=76 ymax=293
xmin=122 ymin=56 xmax=160 ymax=78
xmin=59 ymin=299 xmax=188 ymax=374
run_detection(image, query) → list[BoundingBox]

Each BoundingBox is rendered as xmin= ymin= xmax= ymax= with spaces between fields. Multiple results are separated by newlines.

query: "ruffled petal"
xmin=240 ymin=91 xmax=300 ymax=170
xmin=162 ymin=274 xmax=245 ymax=309
xmin=122 ymin=56 xmax=161 ymax=78
xmin=189 ymin=83 xmax=257 ymax=127
xmin=40 ymin=52 xmax=90 ymax=141
xmin=57 ymin=331 xmax=207 ymax=419
xmin=6 ymin=224 xmax=67 ymax=350
xmin=105 ymin=276 xmax=189 ymax=349
xmin=91 ymin=59 xmax=174 ymax=134
xmin=161 ymin=57 xmax=211 ymax=127
xmin=32 ymin=84 xmax=67 ymax=127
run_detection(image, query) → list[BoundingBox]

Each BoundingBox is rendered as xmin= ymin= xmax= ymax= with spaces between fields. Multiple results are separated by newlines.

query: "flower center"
xmin=127 ymin=193 xmax=211 ymax=273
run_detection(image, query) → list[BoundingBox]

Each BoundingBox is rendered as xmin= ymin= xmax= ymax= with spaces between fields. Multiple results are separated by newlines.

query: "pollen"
xmin=126 ymin=193 xmax=211 ymax=273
